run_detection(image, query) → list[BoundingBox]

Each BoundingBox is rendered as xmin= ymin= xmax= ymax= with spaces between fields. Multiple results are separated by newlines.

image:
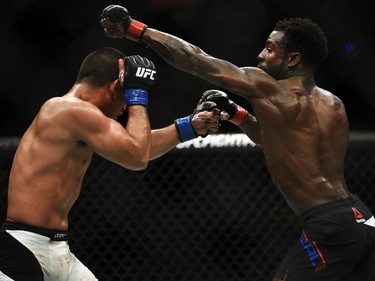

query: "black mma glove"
xmin=201 ymin=89 xmax=248 ymax=125
xmin=101 ymin=5 xmax=147 ymax=42
xmin=175 ymin=101 xmax=218 ymax=142
xmin=122 ymin=55 xmax=156 ymax=107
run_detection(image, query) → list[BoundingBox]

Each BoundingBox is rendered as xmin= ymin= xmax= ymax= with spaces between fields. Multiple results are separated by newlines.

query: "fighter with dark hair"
xmin=100 ymin=6 xmax=375 ymax=280
xmin=0 ymin=47 xmax=220 ymax=280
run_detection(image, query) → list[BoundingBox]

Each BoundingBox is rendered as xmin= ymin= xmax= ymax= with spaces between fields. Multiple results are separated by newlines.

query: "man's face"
xmin=257 ymin=31 xmax=290 ymax=80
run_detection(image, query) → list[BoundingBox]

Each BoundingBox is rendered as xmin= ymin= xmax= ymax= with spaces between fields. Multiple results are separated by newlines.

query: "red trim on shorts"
xmin=302 ymin=230 xmax=327 ymax=269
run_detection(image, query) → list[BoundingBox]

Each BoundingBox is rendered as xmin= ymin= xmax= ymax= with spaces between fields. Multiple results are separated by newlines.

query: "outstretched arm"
xmin=100 ymin=5 xmax=276 ymax=101
xmin=150 ymin=101 xmax=221 ymax=160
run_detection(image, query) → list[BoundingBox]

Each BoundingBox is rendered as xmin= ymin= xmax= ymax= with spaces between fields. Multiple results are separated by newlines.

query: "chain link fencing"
xmin=1 ymin=133 xmax=374 ymax=281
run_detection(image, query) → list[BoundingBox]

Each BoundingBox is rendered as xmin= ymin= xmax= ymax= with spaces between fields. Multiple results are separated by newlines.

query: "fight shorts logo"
xmin=299 ymin=231 xmax=326 ymax=272
xmin=352 ymin=207 xmax=365 ymax=223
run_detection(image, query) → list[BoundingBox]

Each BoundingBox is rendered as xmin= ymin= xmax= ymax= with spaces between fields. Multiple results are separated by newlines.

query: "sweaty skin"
xmin=100 ymin=19 xmax=351 ymax=216
xmin=143 ymin=29 xmax=351 ymax=215
xmin=7 ymin=59 xmax=220 ymax=230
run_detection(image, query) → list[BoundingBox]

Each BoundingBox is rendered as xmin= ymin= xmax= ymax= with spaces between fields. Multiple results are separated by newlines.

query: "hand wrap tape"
xmin=125 ymin=89 xmax=148 ymax=106
xmin=175 ymin=116 xmax=196 ymax=142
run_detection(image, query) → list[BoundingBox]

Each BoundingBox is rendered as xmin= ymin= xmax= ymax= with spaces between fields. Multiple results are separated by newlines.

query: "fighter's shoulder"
xmin=37 ymin=97 xmax=105 ymax=134
xmin=316 ymin=87 xmax=344 ymax=107
xmin=41 ymin=96 xmax=101 ymax=118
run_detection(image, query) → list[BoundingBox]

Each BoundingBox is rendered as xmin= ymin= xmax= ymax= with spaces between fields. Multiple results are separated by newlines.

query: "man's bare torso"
xmin=7 ymin=97 xmax=93 ymax=230
xmin=252 ymin=80 xmax=351 ymax=215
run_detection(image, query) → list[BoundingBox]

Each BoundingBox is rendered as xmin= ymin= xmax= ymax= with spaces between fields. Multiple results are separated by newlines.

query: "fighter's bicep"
xmin=66 ymin=107 xmax=129 ymax=151
xmin=205 ymin=63 xmax=279 ymax=101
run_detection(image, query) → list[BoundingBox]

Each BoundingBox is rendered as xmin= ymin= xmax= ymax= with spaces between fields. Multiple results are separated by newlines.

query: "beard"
xmin=257 ymin=61 xmax=286 ymax=80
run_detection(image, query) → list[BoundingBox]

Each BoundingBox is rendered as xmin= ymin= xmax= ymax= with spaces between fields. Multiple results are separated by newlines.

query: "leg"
xmin=67 ymin=254 xmax=98 ymax=281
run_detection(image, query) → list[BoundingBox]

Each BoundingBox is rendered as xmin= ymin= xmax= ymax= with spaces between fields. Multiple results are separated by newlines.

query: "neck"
xmin=286 ymin=66 xmax=315 ymax=85
xmin=66 ymin=84 xmax=95 ymax=101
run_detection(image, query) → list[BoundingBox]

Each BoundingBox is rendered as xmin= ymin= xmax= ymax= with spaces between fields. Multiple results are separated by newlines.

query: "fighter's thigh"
xmin=67 ymin=252 xmax=98 ymax=281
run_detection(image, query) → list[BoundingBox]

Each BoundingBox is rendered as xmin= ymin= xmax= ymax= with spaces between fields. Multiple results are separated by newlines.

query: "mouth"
xmin=257 ymin=62 xmax=265 ymax=70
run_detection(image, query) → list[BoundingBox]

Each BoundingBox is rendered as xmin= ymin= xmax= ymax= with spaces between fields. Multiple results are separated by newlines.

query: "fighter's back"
xmin=7 ymin=97 xmax=94 ymax=230
xmin=259 ymin=83 xmax=351 ymax=215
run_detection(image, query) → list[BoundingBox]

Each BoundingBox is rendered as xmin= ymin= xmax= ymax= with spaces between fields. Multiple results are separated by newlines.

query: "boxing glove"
xmin=175 ymin=101 xmax=218 ymax=142
xmin=201 ymin=89 xmax=248 ymax=125
xmin=122 ymin=55 xmax=156 ymax=107
xmin=101 ymin=5 xmax=147 ymax=42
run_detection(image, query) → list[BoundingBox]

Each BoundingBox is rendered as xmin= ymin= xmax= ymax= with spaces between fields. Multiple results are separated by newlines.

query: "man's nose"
xmin=257 ymin=49 xmax=265 ymax=61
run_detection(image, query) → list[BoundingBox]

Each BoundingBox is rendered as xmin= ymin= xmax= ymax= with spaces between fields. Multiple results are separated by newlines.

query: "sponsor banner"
xmin=176 ymin=133 xmax=257 ymax=149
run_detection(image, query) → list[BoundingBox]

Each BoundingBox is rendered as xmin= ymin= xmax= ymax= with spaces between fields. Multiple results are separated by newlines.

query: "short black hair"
xmin=76 ymin=47 xmax=125 ymax=87
xmin=274 ymin=18 xmax=328 ymax=67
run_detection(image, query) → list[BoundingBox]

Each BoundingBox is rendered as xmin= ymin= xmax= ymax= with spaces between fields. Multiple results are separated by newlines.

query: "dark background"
xmin=1 ymin=0 xmax=374 ymax=136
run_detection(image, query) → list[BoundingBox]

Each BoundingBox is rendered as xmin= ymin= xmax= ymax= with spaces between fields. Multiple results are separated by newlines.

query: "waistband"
xmin=1 ymin=220 xmax=68 ymax=241
xmin=300 ymin=194 xmax=361 ymax=222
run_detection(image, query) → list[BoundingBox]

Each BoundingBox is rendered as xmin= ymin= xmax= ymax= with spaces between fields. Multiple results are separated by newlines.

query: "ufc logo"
xmin=136 ymin=67 xmax=156 ymax=80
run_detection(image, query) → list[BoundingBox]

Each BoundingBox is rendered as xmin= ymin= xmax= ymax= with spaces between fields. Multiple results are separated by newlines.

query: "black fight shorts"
xmin=0 ymin=224 xmax=44 ymax=280
xmin=274 ymin=195 xmax=375 ymax=281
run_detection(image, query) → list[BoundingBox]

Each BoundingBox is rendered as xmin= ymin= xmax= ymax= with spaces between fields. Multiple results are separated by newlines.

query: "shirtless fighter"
xmin=99 ymin=5 xmax=375 ymax=280
xmin=0 ymin=48 xmax=220 ymax=280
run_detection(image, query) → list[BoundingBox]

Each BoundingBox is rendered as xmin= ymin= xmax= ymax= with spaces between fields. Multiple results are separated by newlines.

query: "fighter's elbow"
xmin=131 ymin=161 xmax=149 ymax=171
xmin=119 ymin=147 xmax=150 ymax=171
xmin=132 ymin=151 xmax=150 ymax=171
xmin=125 ymin=157 xmax=149 ymax=171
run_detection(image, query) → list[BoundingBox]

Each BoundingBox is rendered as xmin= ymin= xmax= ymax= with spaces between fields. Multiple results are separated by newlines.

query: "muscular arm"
xmin=141 ymin=29 xmax=291 ymax=135
xmin=142 ymin=28 xmax=274 ymax=101
xmin=150 ymin=125 xmax=180 ymax=161
xmin=68 ymin=101 xmax=151 ymax=170
xmin=101 ymin=11 xmax=283 ymax=102
xmin=150 ymin=109 xmax=220 ymax=160
xmin=122 ymin=105 xmax=151 ymax=167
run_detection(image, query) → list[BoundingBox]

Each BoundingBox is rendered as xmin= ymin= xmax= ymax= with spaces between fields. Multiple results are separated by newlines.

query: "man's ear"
xmin=288 ymin=52 xmax=301 ymax=67
xmin=109 ymin=79 xmax=122 ymax=99
xmin=114 ymin=79 xmax=123 ymax=91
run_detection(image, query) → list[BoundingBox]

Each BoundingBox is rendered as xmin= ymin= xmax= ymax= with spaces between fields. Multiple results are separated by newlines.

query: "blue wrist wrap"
xmin=125 ymin=89 xmax=148 ymax=106
xmin=175 ymin=116 xmax=197 ymax=142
